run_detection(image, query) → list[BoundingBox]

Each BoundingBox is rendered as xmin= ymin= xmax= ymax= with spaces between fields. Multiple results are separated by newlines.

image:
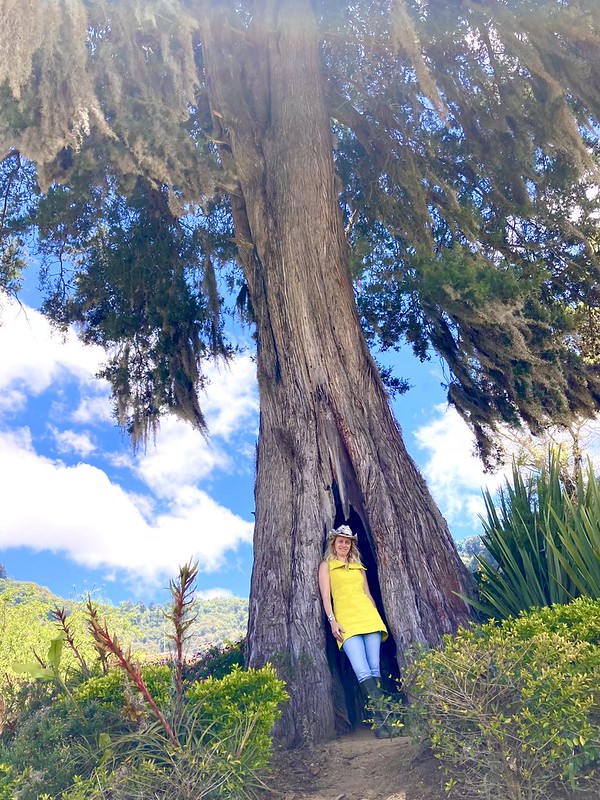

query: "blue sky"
xmin=4 ymin=275 xmax=595 ymax=606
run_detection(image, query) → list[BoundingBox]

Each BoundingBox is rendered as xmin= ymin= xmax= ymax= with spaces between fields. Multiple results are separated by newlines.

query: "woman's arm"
xmin=318 ymin=561 xmax=344 ymax=643
xmin=318 ymin=561 xmax=334 ymax=617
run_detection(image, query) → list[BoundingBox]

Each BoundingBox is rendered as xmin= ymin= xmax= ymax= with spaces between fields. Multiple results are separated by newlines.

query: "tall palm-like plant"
xmin=475 ymin=452 xmax=600 ymax=618
xmin=549 ymin=476 xmax=600 ymax=600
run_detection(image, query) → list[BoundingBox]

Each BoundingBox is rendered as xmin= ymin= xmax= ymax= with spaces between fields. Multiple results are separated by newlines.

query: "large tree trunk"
xmin=201 ymin=0 xmax=473 ymax=747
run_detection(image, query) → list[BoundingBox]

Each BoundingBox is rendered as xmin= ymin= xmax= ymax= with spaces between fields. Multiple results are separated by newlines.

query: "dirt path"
xmin=266 ymin=727 xmax=592 ymax=800
xmin=267 ymin=727 xmax=447 ymax=800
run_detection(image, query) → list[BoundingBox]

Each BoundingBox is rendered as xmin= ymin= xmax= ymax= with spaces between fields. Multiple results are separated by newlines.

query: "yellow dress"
xmin=329 ymin=560 xmax=388 ymax=649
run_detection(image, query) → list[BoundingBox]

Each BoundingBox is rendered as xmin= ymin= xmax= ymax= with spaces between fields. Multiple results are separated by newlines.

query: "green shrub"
xmin=0 ymin=762 xmax=19 ymax=800
xmin=185 ymin=664 xmax=288 ymax=774
xmin=1 ymin=664 xmax=288 ymax=800
xmin=407 ymin=604 xmax=600 ymax=800
xmin=56 ymin=664 xmax=288 ymax=800
xmin=74 ymin=663 xmax=172 ymax=710
xmin=139 ymin=664 xmax=172 ymax=708
xmin=73 ymin=668 xmax=124 ymax=706
xmin=185 ymin=639 xmax=245 ymax=682
xmin=504 ymin=595 xmax=600 ymax=647
xmin=0 ymin=565 xmax=287 ymax=800
xmin=0 ymin=697 xmax=128 ymax=800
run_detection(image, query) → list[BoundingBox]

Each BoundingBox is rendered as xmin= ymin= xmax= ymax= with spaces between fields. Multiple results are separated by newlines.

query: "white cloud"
xmin=0 ymin=295 xmax=112 ymax=439
xmin=0 ymin=388 xmax=27 ymax=415
xmin=104 ymin=452 xmax=135 ymax=470
xmin=202 ymin=357 xmax=259 ymax=438
xmin=136 ymin=416 xmax=229 ymax=498
xmin=195 ymin=588 xmax=233 ymax=600
xmin=0 ymin=296 xmax=104 ymax=397
xmin=0 ymin=295 xmax=258 ymax=590
xmin=71 ymin=392 xmax=113 ymax=425
xmin=414 ymin=405 xmax=508 ymax=530
xmin=0 ymin=428 xmax=253 ymax=586
xmin=51 ymin=427 xmax=96 ymax=457
xmin=415 ymin=405 xmax=600 ymax=536
xmin=136 ymin=354 xmax=258 ymax=498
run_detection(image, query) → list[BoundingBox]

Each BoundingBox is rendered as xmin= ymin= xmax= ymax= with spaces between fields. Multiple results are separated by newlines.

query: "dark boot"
xmin=359 ymin=678 xmax=402 ymax=739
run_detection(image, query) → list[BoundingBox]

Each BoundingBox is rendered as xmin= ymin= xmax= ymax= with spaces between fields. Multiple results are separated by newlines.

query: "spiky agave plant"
xmin=474 ymin=451 xmax=600 ymax=618
xmin=547 ymin=465 xmax=600 ymax=599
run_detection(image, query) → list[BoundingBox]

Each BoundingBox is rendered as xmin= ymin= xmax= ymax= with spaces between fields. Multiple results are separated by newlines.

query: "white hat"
xmin=327 ymin=524 xmax=357 ymax=540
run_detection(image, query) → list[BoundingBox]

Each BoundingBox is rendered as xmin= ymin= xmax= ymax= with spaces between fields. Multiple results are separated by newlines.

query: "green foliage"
xmin=119 ymin=596 xmax=248 ymax=654
xmin=0 ymin=578 xmax=248 ymax=688
xmin=191 ymin=599 xmax=248 ymax=653
xmin=0 ymin=664 xmax=287 ymax=800
xmin=1 ymin=1 xmax=599 ymax=460
xmin=185 ymin=665 xmax=288 ymax=773
xmin=0 ymin=761 xmax=19 ymax=800
xmin=570 ymin=304 xmax=600 ymax=366
xmin=0 ymin=585 xmax=63 ymax=680
xmin=0 ymin=153 xmax=37 ymax=298
xmin=73 ymin=669 xmax=125 ymax=707
xmin=184 ymin=640 xmax=245 ymax=682
xmin=504 ymin=595 xmax=600 ymax=649
xmin=475 ymin=453 xmax=600 ymax=618
xmin=81 ymin=666 xmax=288 ymax=800
xmin=0 ymin=697 xmax=129 ymax=800
xmin=39 ymin=184 xmax=234 ymax=449
xmin=73 ymin=641 xmax=247 ymax=714
xmin=361 ymin=684 xmax=405 ymax=739
xmin=0 ymin=583 xmax=142 ymax=686
xmin=407 ymin=599 xmax=600 ymax=800
xmin=547 ymin=478 xmax=600 ymax=599
xmin=14 ymin=634 xmax=65 ymax=681
xmin=73 ymin=664 xmax=172 ymax=711
xmin=0 ymin=566 xmax=282 ymax=800
xmin=135 ymin=664 xmax=172 ymax=711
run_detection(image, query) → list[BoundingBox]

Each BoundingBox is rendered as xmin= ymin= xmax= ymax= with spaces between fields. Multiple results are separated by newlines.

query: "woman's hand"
xmin=330 ymin=620 xmax=345 ymax=643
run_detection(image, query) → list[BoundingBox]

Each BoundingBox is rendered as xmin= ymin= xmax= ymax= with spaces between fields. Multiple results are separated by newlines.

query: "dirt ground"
xmin=265 ymin=727 xmax=596 ymax=800
xmin=266 ymin=726 xmax=447 ymax=800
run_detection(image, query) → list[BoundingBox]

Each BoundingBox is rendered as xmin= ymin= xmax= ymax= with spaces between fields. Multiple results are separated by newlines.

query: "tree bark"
xmin=201 ymin=0 xmax=473 ymax=747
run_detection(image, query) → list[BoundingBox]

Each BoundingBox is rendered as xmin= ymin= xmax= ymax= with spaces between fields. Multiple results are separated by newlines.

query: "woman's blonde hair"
xmin=324 ymin=528 xmax=363 ymax=564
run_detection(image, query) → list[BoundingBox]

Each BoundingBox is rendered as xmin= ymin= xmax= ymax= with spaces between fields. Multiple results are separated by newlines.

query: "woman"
xmin=318 ymin=524 xmax=396 ymax=738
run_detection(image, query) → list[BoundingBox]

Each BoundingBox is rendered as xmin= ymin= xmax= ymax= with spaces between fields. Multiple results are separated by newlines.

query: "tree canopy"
xmin=0 ymin=0 xmax=598 ymax=460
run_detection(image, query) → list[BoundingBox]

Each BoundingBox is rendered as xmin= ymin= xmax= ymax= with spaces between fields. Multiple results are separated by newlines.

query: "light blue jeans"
xmin=342 ymin=632 xmax=382 ymax=683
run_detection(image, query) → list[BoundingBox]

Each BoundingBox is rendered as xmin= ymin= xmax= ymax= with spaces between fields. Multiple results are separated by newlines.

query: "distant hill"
xmin=455 ymin=535 xmax=493 ymax=572
xmin=0 ymin=577 xmax=248 ymax=676
xmin=114 ymin=594 xmax=249 ymax=654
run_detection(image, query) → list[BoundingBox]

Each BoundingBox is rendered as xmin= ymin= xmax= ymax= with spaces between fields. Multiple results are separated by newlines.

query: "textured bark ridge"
xmin=202 ymin=0 xmax=473 ymax=746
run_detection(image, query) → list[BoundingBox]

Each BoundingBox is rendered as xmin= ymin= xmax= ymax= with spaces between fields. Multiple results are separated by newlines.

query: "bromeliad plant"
xmin=78 ymin=560 xmax=288 ymax=800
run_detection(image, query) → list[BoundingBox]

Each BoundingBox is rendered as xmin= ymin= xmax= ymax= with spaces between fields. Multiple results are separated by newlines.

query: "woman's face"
xmin=333 ymin=535 xmax=352 ymax=560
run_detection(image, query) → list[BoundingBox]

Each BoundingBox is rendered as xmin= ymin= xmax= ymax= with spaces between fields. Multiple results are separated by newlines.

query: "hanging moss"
xmin=0 ymin=0 xmax=599 ymax=456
